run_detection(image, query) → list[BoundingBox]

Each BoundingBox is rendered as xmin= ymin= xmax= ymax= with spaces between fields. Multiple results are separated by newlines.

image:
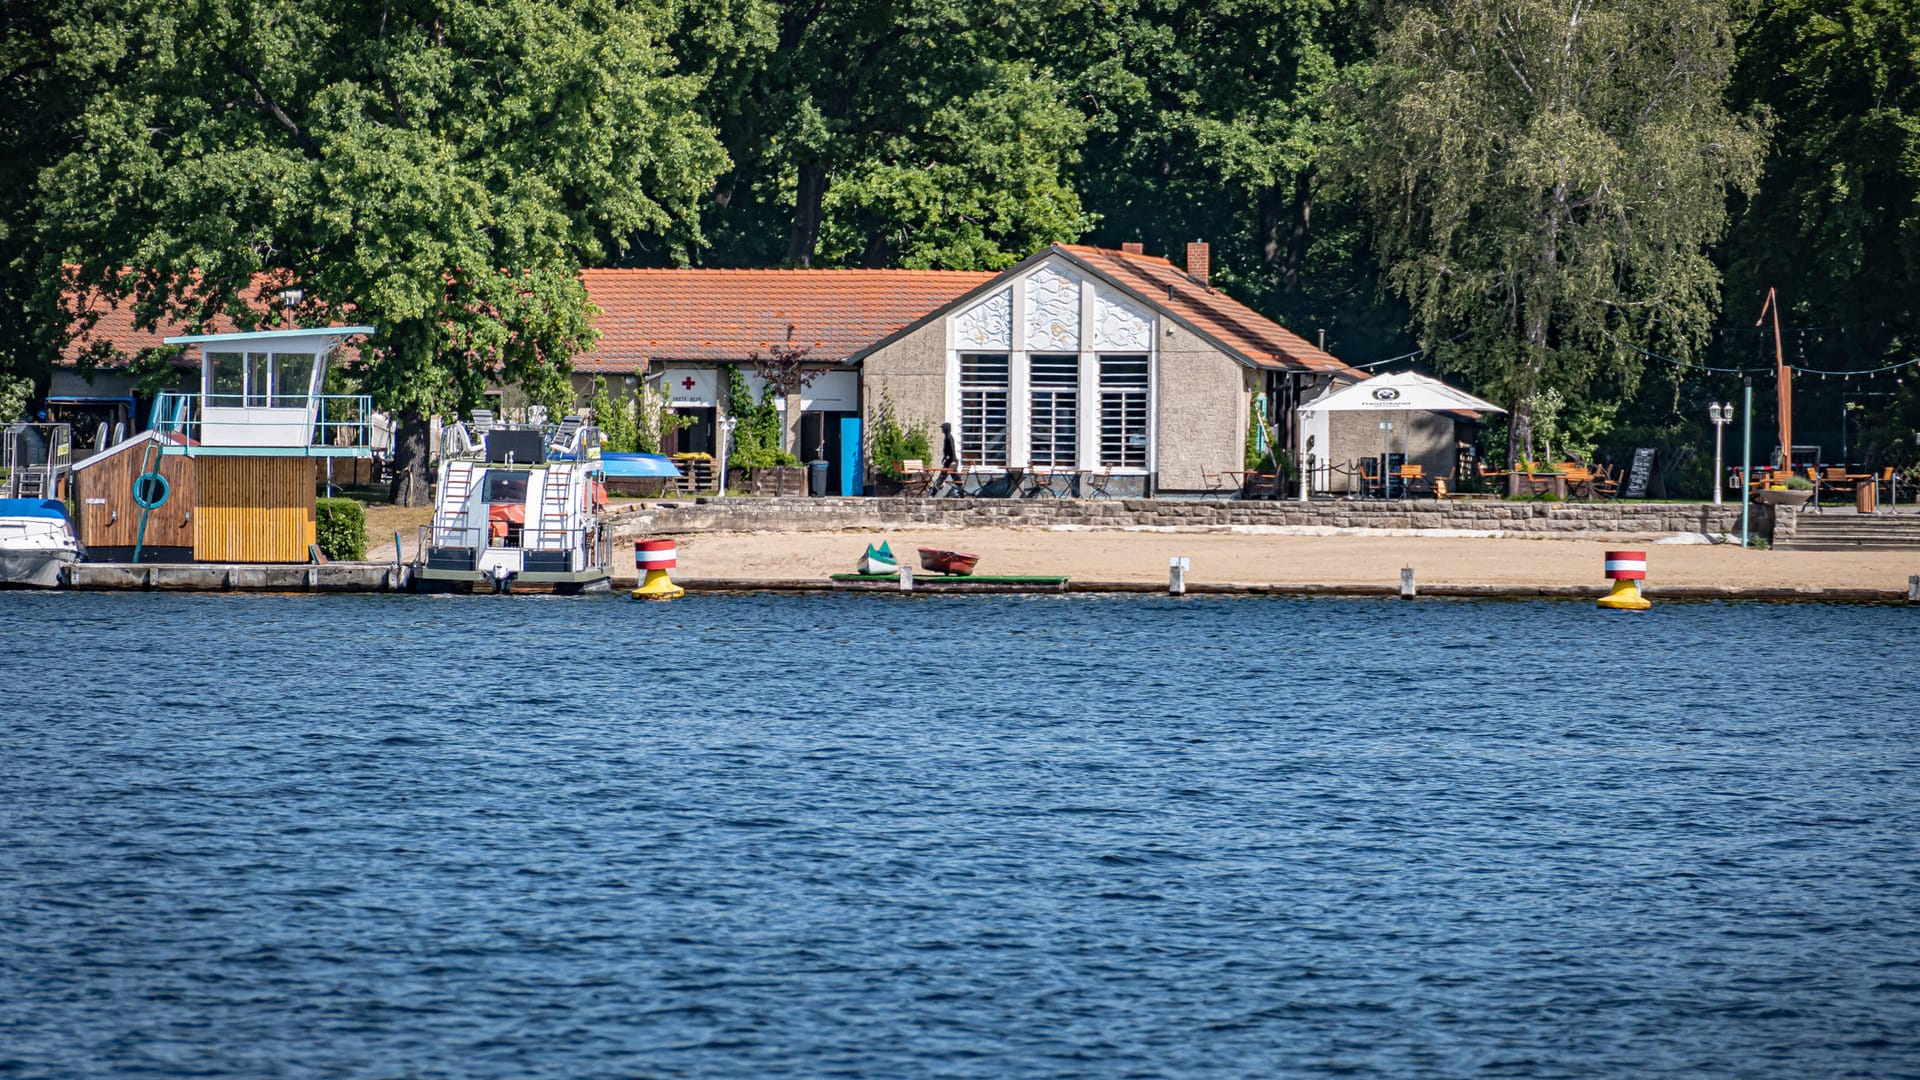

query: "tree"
xmin=1349 ymin=0 xmax=1765 ymax=465
xmin=32 ymin=0 xmax=728 ymax=502
xmin=687 ymin=0 xmax=1090 ymax=271
xmin=1721 ymin=0 xmax=1920 ymax=469
xmin=1029 ymin=0 xmax=1408 ymax=359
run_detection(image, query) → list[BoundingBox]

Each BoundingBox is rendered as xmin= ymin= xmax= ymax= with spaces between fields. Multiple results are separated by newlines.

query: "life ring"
xmin=133 ymin=472 xmax=170 ymax=509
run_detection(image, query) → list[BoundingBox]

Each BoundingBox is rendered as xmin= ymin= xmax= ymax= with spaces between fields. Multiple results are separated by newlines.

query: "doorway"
xmin=799 ymin=411 xmax=859 ymax=494
xmin=666 ymin=407 xmax=716 ymax=456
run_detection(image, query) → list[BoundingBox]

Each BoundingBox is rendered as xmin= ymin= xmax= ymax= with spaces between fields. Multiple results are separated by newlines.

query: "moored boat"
xmin=0 ymin=498 xmax=82 ymax=588
xmin=413 ymin=416 xmax=612 ymax=594
xmin=917 ymin=546 xmax=979 ymax=576
xmin=858 ymin=541 xmax=897 ymax=575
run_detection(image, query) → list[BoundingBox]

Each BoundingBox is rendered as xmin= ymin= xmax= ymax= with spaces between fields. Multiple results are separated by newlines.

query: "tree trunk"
xmin=387 ymin=410 xmax=433 ymax=506
xmin=787 ymin=161 xmax=826 ymax=267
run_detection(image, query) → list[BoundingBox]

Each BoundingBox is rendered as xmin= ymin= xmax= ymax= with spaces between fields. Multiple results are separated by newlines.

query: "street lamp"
xmin=715 ymin=414 xmax=739 ymax=498
xmin=1708 ymin=401 xmax=1733 ymax=506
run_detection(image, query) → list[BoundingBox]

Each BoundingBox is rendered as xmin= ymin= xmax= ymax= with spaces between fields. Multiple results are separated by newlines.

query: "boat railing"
xmin=415 ymin=522 xmax=608 ymax=566
xmin=149 ymin=391 xmax=375 ymax=450
xmin=2 ymin=422 xmax=73 ymax=499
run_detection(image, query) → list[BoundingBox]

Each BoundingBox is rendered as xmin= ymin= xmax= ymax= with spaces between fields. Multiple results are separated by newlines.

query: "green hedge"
xmin=316 ymin=497 xmax=368 ymax=561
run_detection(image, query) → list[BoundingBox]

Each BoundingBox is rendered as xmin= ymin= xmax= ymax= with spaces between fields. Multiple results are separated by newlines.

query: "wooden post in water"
xmin=1169 ymin=556 xmax=1189 ymax=595
xmin=899 ymin=562 xmax=914 ymax=593
xmin=1401 ymin=567 xmax=1417 ymax=599
xmin=1909 ymin=575 xmax=1919 ymax=604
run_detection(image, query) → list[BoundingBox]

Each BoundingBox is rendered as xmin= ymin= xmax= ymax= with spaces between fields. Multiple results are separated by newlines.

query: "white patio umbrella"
xmin=1294 ymin=371 xmax=1507 ymax=500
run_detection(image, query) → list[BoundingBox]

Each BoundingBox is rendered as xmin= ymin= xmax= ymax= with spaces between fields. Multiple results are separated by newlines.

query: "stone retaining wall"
xmin=608 ymin=496 xmax=1769 ymax=540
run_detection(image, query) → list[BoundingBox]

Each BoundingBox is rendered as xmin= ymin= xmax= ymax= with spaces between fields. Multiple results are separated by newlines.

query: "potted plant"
xmin=1754 ymin=474 xmax=1813 ymax=507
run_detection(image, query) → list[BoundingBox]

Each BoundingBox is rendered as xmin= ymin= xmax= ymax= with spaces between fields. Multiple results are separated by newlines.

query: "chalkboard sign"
xmin=1624 ymin=447 xmax=1656 ymax=499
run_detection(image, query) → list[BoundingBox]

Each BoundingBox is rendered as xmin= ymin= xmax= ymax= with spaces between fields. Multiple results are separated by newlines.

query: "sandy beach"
xmin=363 ymin=503 xmax=1916 ymax=592
xmin=670 ymin=527 xmax=1914 ymax=591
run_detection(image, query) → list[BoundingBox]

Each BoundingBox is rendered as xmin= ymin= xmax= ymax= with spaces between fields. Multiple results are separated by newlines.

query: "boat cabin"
xmin=157 ymin=327 xmax=375 ymax=453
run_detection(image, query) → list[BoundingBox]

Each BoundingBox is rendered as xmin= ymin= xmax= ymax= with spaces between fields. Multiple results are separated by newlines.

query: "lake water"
xmin=2 ymin=592 xmax=1917 ymax=1077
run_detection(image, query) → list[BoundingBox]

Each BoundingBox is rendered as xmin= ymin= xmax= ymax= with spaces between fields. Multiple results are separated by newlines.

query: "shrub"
xmin=868 ymin=392 xmax=931 ymax=479
xmin=315 ymin=498 xmax=368 ymax=561
xmin=1783 ymin=475 xmax=1813 ymax=491
xmin=588 ymin=377 xmax=641 ymax=453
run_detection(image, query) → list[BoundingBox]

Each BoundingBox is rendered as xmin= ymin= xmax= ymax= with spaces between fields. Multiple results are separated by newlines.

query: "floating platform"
xmin=828 ymin=572 xmax=1070 ymax=594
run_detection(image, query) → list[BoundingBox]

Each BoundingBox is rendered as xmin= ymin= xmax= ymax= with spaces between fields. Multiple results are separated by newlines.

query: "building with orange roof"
xmin=49 ymin=245 xmax=1473 ymax=497
xmin=849 ymin=242 xmax=1401 ymax=495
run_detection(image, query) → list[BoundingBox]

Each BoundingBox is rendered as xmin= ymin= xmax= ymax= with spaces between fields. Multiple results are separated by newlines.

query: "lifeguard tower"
xmin=146 ymin=326 xmax=375 ymax=562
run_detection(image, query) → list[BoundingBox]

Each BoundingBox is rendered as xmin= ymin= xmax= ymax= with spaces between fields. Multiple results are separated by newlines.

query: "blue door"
xmin=839 ymin=417 xmax=864 ymax=496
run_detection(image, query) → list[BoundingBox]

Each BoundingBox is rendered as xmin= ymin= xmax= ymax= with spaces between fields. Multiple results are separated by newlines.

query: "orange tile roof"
xmin=579 ymin=268 xmax=995 ymax=372
xmin=60 ymin=292 xmax=243 ymax=369
xmin=1056 ymin=245 xmax=1353 ymax=374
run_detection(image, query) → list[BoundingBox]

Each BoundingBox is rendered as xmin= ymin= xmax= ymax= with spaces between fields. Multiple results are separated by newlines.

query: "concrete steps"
xmin=1777 ymin=512 xmax=1920 ymax=551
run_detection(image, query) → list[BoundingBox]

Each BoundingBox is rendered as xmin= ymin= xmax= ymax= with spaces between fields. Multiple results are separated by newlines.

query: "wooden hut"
xmin=70 ymin=431 xmax=197 ymax=561
xmin=154 ymin=326 xmax=374 ymax=562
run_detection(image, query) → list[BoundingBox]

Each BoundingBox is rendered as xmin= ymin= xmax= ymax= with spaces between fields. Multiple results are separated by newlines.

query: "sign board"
xmin=1624 ymin=447 xmax=1656 ymax=499
xmin=660 ymin=368 xmax=717 ymax=408
xmin=801 ymin=371 xmax=858 ymax=412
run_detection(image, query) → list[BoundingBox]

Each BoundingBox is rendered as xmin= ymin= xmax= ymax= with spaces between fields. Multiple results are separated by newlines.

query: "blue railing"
xmin=149 ymin=392 xmax=376 ymax=451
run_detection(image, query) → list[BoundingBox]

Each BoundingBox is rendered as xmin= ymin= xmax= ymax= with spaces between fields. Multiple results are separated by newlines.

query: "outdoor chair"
xmin=1357 ymin=458 xmax=1383 ymax=499
xmin=1202 ymin=469 xmax=1240 ymax=500
xmin=1085 ymin=468 xmax=1116 ymax=499
xmin=895 ymin=459 xmax=935 ymax=497
xmin=1393 ymin=463 xmax=1428 ymax=497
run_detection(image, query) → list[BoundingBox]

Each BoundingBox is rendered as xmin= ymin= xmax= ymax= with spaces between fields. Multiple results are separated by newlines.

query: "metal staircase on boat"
xmin=536 ymin=464 xmax=573 ymax=551
xmin=435 ymin=460 xmax=479 ymax=545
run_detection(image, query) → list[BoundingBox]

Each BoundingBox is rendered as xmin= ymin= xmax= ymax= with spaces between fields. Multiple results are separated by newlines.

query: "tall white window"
xmin=959 ymin=353 xmax=1009 ymax=466
xmin=1028 ymin=355 xmax=1078 ymax=467
xmin=1099 ymin=355 xmax=1149 ymax=468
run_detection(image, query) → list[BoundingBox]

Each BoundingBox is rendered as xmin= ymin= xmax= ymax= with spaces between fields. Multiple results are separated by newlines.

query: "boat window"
xmin=484 ymin=473 xmax=528 ymax=504
xmin=273 ymin=352 xmax=315 ymax=407
xmin=207 ymin=352 xmax=244 ymax=402
xmin=246 ymin=353 xmax=272 ymax=407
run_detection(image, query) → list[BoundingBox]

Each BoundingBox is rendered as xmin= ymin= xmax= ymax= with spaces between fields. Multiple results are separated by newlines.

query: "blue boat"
xmin=600 ymin=453 xmax=682 ymax=479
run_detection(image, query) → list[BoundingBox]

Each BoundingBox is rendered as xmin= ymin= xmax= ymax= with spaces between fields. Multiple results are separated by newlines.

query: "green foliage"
xmin=315 ymin=497 xmax=367 ymax=561
xmin=722 ymin=365 xmax=797 ymax=469
xmin=1783 ymin=475 xmax=1813 ymax=491
xmin=1348 ymin=0 xmax=1766 ymax=465
xmin=0 ymin=374 xmax=32 ymax=423
xmin=588 ymin=377 xmax=641 ymax=454
xmin=866 ymin=392 xmax=931 ymax=479
xmin=33 ymin=0 xmax=729 ymax=458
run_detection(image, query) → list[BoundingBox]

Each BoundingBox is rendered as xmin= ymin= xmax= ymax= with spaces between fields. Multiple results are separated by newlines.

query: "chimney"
xmin=1185 ymin=241 xmax=1210 ymax=285
xmin=1121 ymin=242 xmax=1144 ymax=255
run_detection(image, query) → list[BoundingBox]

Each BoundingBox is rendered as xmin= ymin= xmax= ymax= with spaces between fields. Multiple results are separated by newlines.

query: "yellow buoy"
xmin=631 ymin=539 xmax=684 ymax=601
xmin=1596 ymin=550 xmax=1651 ymax=610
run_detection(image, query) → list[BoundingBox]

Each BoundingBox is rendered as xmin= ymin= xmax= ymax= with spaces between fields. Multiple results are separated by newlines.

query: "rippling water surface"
xmin=2 ymin=592 xmax=1918 ymax=1077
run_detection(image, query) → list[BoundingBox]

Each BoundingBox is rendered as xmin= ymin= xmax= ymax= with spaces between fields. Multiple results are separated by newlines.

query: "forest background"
xmin=1 ymin=0 xmax=1915 ymax=499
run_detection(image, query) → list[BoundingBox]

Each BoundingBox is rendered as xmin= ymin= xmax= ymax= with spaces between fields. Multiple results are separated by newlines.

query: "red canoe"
xmin=917 ymin=547 xmax=980 ymax=576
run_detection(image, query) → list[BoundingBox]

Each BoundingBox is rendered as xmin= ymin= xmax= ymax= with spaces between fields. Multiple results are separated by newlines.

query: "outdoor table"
xmin=1508 ymin=471 xmax=1567 ymax=498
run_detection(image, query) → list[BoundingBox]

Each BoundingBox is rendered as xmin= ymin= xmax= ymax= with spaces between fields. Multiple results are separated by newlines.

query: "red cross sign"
xmin=681 ymin=376 xmax=697 ymax=390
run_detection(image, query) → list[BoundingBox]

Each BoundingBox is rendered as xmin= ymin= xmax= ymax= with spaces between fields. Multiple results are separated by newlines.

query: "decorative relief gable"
xmin=1093 ymin=294 xmax=1153 ymax=350
xmin=952 ymin=288 xmax=1012 ymax=349
xmin=1024 ymin=265 xmax=1080 ymax=351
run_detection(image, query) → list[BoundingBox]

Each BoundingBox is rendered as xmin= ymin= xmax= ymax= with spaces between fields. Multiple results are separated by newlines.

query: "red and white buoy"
xmin=1597 ymin=549 xmax=1650 ymax=610
xmin=632 ymin=539 xmax=683 ymax=600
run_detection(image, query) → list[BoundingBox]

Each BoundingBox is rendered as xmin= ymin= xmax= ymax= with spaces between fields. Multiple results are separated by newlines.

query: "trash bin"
xmin=808 ymin=459 xmax=830 ymax=497
xmin=1857 ymin=479 xmax=1877 ymax=514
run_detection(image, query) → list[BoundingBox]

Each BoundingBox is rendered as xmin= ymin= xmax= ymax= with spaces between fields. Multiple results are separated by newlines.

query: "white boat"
xmin=412 ymin=415 xmax=613 ymax=594
xmin=0 ymin=498 xmax=82 ymax=588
